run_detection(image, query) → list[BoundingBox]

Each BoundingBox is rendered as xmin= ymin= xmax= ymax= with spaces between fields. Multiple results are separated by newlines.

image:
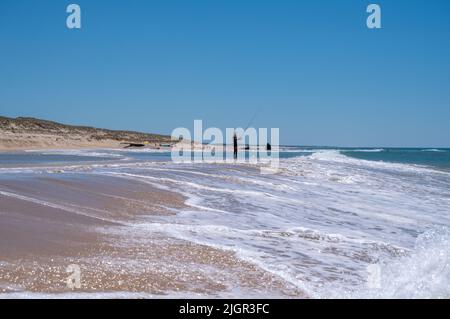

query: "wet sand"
xmin=0 ymin=173 xmax=303 ymax=297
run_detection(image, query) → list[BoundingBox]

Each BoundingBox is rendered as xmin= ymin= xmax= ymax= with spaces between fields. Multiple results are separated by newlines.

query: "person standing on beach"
xmin=233 ymin=131 xmax=238 ymax=160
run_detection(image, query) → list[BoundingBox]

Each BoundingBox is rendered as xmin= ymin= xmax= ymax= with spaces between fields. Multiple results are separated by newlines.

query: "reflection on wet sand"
xmin=0 ymin=174 xmax=303 ymax=297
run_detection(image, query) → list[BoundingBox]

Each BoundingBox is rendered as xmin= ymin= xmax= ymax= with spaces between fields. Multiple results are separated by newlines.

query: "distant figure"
xmin=233 ymin=132 xmax=238 ymax=160
xmin=266 ymin=143 xmax=272 ymax=151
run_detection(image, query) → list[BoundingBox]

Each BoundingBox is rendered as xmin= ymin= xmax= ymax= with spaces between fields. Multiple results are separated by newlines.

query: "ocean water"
xmin=1 ymin=147 xmax=450 ymax=298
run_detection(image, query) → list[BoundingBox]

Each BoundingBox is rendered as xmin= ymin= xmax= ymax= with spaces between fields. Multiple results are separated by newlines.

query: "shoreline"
xmin=2 ymin=145 xmax=450 ymax=298
xmin=0 ymin=141 xmax=170 ymax=152
xmin=0 ymin=162 xmax=304 ymax=297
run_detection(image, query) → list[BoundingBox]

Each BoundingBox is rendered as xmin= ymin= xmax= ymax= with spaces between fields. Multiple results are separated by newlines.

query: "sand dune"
xmin=0 ymin=116 xmax=172 ymax=151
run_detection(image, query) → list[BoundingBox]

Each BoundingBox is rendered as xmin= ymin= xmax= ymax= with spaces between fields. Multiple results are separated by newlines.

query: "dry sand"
xmin=0 ymin=132 xmax=124 ymax=151
xmin=0 ymin=116 xmax=172 ymax=151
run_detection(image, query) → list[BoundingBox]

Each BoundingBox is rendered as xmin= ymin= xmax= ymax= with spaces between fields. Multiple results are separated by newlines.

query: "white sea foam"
xmin=421 ymin=149 xmax=446 ymax=152
xmin=304 ymin=150 xmax=449 ymax=175
xmin=113 ymin=149 xmax=449 ymax=297
xmin=322 ymin=227 xmax=450 ymax=299
xmin=348 ymin=148 xmax=384 ymax=152
xmin=113 ymin=148 xmax=171 ymax=154
xmin=2 ymin=148 xmax=450 ymax=298
xmin=39 ymin=149 xmax=127 ymax=158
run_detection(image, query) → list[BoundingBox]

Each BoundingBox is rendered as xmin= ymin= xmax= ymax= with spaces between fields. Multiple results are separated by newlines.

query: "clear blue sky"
xmin=1 ymin=0 xmax=449 ymax=147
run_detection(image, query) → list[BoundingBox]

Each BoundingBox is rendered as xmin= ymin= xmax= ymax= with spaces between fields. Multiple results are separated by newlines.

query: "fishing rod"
xmin=244 ymin=107 xmax=261 ymax=131
xmin=235 ymin=107 xmax=262 ymax=140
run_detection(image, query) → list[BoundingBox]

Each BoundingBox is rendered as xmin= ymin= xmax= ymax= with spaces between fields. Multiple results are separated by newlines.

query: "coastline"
xmin=2 ymin=118 xmax=450 ymax=298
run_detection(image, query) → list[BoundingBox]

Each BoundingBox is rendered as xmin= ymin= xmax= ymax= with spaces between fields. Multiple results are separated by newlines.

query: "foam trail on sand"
xmin=323 ymin=227 xmax=450 ymax=299
xmin=112 ymin=149 xmax=450 ymax=297
xmin=1 ymin=148 xmax=450 ymax=297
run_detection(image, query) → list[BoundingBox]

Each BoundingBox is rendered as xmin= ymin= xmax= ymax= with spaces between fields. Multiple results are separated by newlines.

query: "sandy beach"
xmin=1 ymin=118 xmax=450 ymax=299
xmin=0 ymin=116 xmax=172 ymax=151
xmin=0 ymin=118 xmax=300 ymax=297
xmin=0 ymin=170 xmax=302 ymax=297
xmin=1 ymin=146 xmax=450 ymax=298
